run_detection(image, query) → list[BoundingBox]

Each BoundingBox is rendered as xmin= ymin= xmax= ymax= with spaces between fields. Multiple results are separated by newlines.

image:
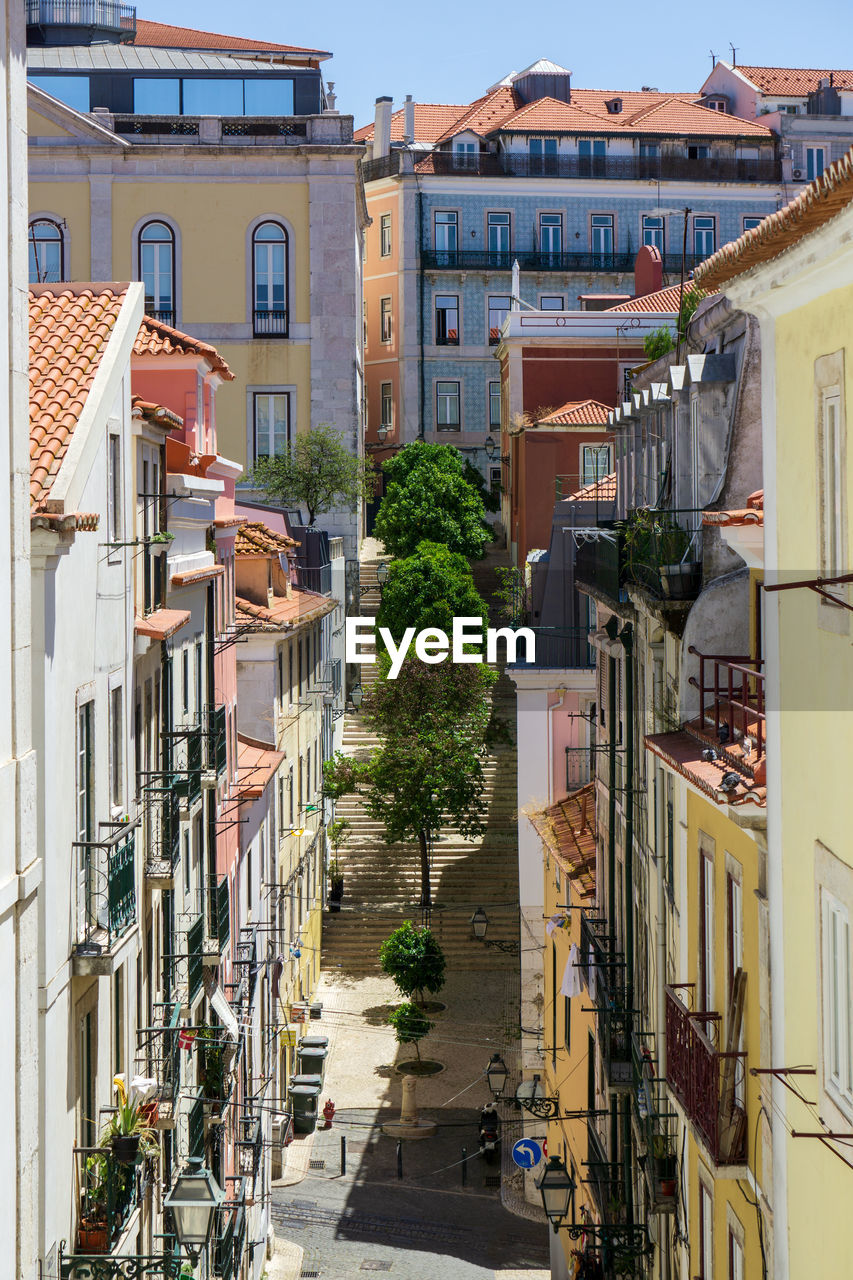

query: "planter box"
xmin=660 ymin=561 xmax=701 ymax=600
xmin=78 ymin=1222 xmax=109 ymax=1253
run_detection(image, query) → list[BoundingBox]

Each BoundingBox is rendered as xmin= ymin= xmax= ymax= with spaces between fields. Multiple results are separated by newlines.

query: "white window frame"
xmin=244 ymin=385 xmax=296 ymax=476
xmin=699 ymin=1179 xmax=714 ymax=1280
xmin=435 ymin=380 xmax=460 ymax=431
xmin=434 ymin=210 xmax=458 ymax=254
xmin=28 ymin=214 xmax=66 ymax=284
xmin=806 ymin=146 xmax=825 ymax=181
xmin=693 ymin=215 xmax=716 ymax=258
xmin=109 ymin=682 xmax=123 ymax=812
xmin=590 ymin=213 xmax=614 ymax=257
xmin=380 ymin=382 xmax=393 ymax=430
xmin=488 ymin=381 xmax=501 ymax=429
xmin=107 ymin=431 xmax=122 ymax=550
xmin=380 ymin=212 xmax=392 ymax=257
xmin=380 ymin=296 xmax=392 ymax=343
xmin=581 ymin=443 xmax=613 ymax=485
xmin=819 ymin=388 xmax=845 ymax=578
xmin=488 ymin=294 xmax=512 ymax=345
xmin=434 ymin=293 xmax=460 ymax=346
xmin=823 ymin=890 xmax=853 ymax=1105
xmin=699 ymin=836 xmax=715 ymax=1013
xmin=642 ymin=214 xmax=664 ymax=251
xmin=252 ymin=390 xmax=291 ymax=463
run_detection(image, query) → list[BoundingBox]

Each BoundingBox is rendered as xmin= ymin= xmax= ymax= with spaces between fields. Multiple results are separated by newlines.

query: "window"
xmin=244 ymin=79 xmax=294 ymax=116
xmin=487 ymin=212 xmax=510 ymax=262
xmin=699 ymin=841 xmax=715 ymax=1012
xmin=435 ymin=294 xmax=459 ymax=345
xmin=453 ymin=141 xmax=477 ymax=169
xmin=642 ymin=215 xmax=664 ymax=251
xmin=380 ymin=296 xmax=392 ymax=343
xmin=581 ymin=444 xmax=613 ymax=485
xmin=819 ymin=391 xmax=845 ymax=577
xmin=107 ymin=434 xmax=121 ymax=544
xmin=590 ymin=214 xmax=614 ymax=259
xmin=726 ymin=871 xmax=743 ymax=997
xmin=113 ymin=966 xmax=124 ymax=1075
xmin=639 ymin=141 xmax=659 ymax=158
xmin=807 ymin=147 xmax=825 ymax=181
xmin=728 ymin=1229 xmax=744 ymax=1280
xmin=29 ymin=74 xmax=90 ymax=112
xmin=823 ymin=892 xmax=853 ymax=1101
xmin=109 ymin=686 xmax=123 ymax=810
xmin=540 ymin=295 xmax=565 ymax=310
xmin=743 ymin=217 xmax=762 ymax=232
xmin=693 ymin=216 xmax=715 ymax=258
xmin=488 ymin=295 xmax=511 ymax=345
xmin=489 ymin=381 xmax=501 ymax=429
xmin=688 ymin=144 xmax=710 ymax=160
xmin=183 ymin=77 xmax=243 ymax=116
xmin=77 ymin=701 xmax=95 ymax=844
xmin=380 ymin=382 xmax=393 ymax=431
xmin=579 ymin=138 xmax=606 ymax=176
xmin=253 ymin=222 xmax=288 ymax=336
xmin=138 ymin=221 xmax=175 ymax=325
xmin=698 ymin=1182 xmax=713 ymax=1279
xmin=28 ymin=219 xmax=64 ymax=284
xmin=530 ymin=136 xmax=558 ymax=175
xmin=134 ymin=77 xmax=180 ymax=113
xmin=253 ymin=392 xmax=290 ymax=461
xmin=434 ymin=211 xmax=458 ymax=262
xmin=539 ymin=212 xmax=562 ymax=259
xmin=380 ymin=213 xmax=392 ymax=257
xmin=490 ymin=466 xmax=502 ymax=499
xmin=436 ymin=381 xmax=460 ymax=431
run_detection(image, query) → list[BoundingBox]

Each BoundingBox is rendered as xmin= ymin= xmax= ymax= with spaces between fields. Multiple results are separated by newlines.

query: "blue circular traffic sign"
xmin=511 ymin=1138 xmax=542 ymax=1169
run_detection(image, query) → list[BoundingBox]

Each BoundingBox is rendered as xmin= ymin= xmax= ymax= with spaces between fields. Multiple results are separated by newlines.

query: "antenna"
xmin=710 ymin=50 xmax=718 ymax=68
xmin=729 ymin=43 xmax=738 ymax=67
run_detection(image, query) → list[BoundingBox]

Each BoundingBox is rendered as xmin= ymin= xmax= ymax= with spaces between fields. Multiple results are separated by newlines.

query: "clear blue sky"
xmin=143 ymin=0 xmax=853 ymax=128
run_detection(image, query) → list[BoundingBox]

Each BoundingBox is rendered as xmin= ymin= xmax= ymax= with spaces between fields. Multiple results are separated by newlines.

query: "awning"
xmin=204 ymin=972 xmax=240 ymax=1042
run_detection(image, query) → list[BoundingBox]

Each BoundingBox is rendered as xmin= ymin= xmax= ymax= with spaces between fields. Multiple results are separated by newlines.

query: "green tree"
xmin=387 ymin=1002 xmax=434 ymax=1061
xmin=677 ymin=286 xmax=705 ymax=342
xmin=244 ymin=423 xmax=375 ymax=525
xmin=379 ymin=921 xmax=446 ymax=1005
xmin=375 ymin=540 xmax=488 ymax=642
xmin=462 ymin=456 xmax=500 ymax=513
xmin=324 ymin=658 xmax=500 ymax=906
xmin=492 ymin=564 xmax=529 ymax=625
xmin=373 ymin=441 xmax=490 ymax=559
xmin=643 ymin=326 xmax=674 ymax=362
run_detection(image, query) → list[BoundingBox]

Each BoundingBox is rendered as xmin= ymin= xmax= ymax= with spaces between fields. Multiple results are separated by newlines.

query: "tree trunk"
xmin=418 ymin=829 xmax=431 ymax=907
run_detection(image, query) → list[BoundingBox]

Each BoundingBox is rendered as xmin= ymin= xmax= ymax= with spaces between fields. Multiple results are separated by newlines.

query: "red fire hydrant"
xmin=323 ymin=1098 xmax=336 ymax=1128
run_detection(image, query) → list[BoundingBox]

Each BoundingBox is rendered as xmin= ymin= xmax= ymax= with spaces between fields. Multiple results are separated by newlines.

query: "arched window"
xmin=138 ymin=221 xmax=175 ymax=325
xmin=28 ymin=219 xmax=65 ymax=284
xmin=252 ymin=221 xmax=288 ymax=337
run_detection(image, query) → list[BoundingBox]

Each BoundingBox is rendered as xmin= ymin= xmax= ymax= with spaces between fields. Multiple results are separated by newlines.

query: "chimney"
xmin=404 ymin=94 xmax=415 ymax=144
xmin=373 ymin=95 xmax=393 ymax=159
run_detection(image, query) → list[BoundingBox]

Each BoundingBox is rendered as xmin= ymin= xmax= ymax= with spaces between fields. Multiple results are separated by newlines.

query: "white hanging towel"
xmin=560 ymin=943 xmax=583 ymax=998
xmin=545 ymin=912 xmax=565 ymax=937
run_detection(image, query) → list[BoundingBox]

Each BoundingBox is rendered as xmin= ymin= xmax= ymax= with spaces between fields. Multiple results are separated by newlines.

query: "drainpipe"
xmin=417 ymin=188 xmax=425 ymax=439
xmin=620 ymin=622 xmax=634 ymax=1228
xmin=607 ymin=652 xmax=616 ymax=946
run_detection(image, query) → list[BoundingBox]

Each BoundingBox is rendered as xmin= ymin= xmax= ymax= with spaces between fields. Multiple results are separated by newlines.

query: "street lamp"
xmin=485 ymin=1053 xmax=509 ymax=1099
xmin=377 ymin=423 xmax=389 ymax=444
xmin=163 ymin=1157 xmax=226 ymax=1261
xmin=470 ymin=906 xmax=488 ymax=940
xmin=515 ymin=1073 xmax=559 ymax=1119
xmin=350 ymin=684 xmax=363 ymax=710
xmin=536 ymin=1155 xmax=575 ymax=1233
xmin=376 ymin=561 xmax=390 ymax=587
xmin=484 ymin=434 xmax=497 ymax=461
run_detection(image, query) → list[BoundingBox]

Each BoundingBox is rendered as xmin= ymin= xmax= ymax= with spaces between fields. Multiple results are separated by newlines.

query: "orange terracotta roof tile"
xmin=565 ymin=472 xmax=617 ymax=502
xmin=31 ymin=511 xmax=100 ymax=532
xmin=527 ymin=782 xmax=597 ymax=896
xmin=131 ymin=394 xmax=183 ymax=430
xmin=236 ymin=735 xmax=286 ymax=799
xmin=29 ymin=284 xmax=129 ymax=511
xmin=492 ymin=92 xmax=771 ymax=137
xmin=704 ymin=488 xmax=764 ymax=528
xmin=235 ymin=521 xmax=297 ymax=555
xmin=695 ymin=148 xmax=853 ymax=289
xmin=170 ymin=563 xmax=225 ymax=588
xmin=135 ymin=608 xmax=191 ymax=640
xmin=235 ymin=591 xmax=335 ymax=630
xmin=537 ymin=398 xmax=613 ymax=427
xmin=133 ymin=315 xmax=234 ymax=380
xmin=433 ymin=86 xmax=521 ymax=142
xmin=735 ymin=65 xmax=853 ymax=96
xmin=132 ymin=18 xmax=326 ymax=56
xmin=355 ymin=102 xmax=470 ymax=144
xmin=606 ymin=283 xmax=691 ymax=313
xmin=646 ymin=731 xmax=766 ymax=807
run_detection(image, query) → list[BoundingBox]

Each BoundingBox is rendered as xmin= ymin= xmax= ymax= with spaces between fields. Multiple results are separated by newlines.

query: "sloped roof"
xmin=527 ymin=782 xmax=597 ymax=897
xmin=131 ymin=394 xmax=183 ymax=429
xmin=646 ymin=731 xmax=766 ymax=807
xmin=236 ymin=735 xmax=285 ymax=798
xmin=135 ymin=608 xmax=191 ymax=640
xmin=132 ymin=18 xmax=328 ymax=57
xmin=565 ymin=472 xmax=617 ymax=502
xmin=512 ymin=58 xmax=572 ymax=79
xmin=235 ymin=591 xmax=335 ymax=629
xmin=29 ymin=284 xmax=129 ymax=510
xmin=497 ymin=93 xmax=771 ymax=137
xmin=536 ymin=398 xmax=613 ymax=427
xmin=433 ymin=86 xmax=520 ymax=143
xmin=695 ymin=147 xmax=853 ymax=289
xmin=354 ymin=102 xmax=469 ymax=144
xmin=606 ymin=283 xmax=687 ymax=313
xmin=703 ymin=489 xmax=764 ymax=527
xmin=734 ymin=64 xmax=853 ymax=96
xmin=235 ymin=521 xmax=297 ymax=555
xmin=133 ymin=315 xmax=234 ymax=379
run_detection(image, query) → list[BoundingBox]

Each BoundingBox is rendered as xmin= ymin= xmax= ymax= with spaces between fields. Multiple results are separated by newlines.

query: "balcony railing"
xmin=575 ymin=527 xmax=624 ymax=604
xmin=74 ymin=832 xmax=136 ymax=955
xmin=237 ymin=1104 xmax=263 ymax=1182
xmin=422 ymin=248 xmax=636 ymax=274
xmin=665 ymin=985 xmax=746 ymax=1165
xmin=71 ymin=1144 xmax=141 ymax=1256
xmin=187 ymin=915 xmax=204 ymax=1004
xmin=214 ymin=1188 xmax=247 ymax=1280
xmin=26 ymin=0 xmax=136 ymax=38
xmin=687 ymin=648 xmax=766 ymax=757
xmin=505 ymin=626 xmax=595 ymax=670
xmin=253 ymin=307 xmax=288 ymax=338
xmin=188 ymin=1094 xmax=205 ymax=1160
xmin=144 ymin=306 xmax=174 ymax=326
xmin=174 ymin=725 xmax=203 ymax=806
xmin=585 ymin=1115 xmax=624 ymax=1221
xmin=295 ymin=561 xmax=332 ymax=595
xmin=208 ymin=704 xmax=227 ymax=776
xmin=623 ymin=510 xmax=702 ymax=601
xmin=234 ymin=924 xmax=259 ymax=1006
xmin=205 ymin=874 xmax=230 ymax=954
xmin=581 ymin=912 xmax=633 ymax=1092
xmin=365 ymin=147 xmax=781 ymax=185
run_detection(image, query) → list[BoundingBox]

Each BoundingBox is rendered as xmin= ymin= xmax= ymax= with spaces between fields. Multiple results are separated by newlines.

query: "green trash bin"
xmin=289 ymin=1082 xmax=320 ymax=1134
xmin=290 ymin=1073 xmax=323 ymax=1090
xmin=297 ymin=1036 xmax=329 ymax=1081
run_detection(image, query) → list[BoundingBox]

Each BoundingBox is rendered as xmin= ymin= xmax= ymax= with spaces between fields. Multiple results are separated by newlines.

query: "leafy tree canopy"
xmin=387 ymin=1002 xmax=434 ymax=1058
xmin=643 ymin=326 xmax=674 ymax=362
xmin=463 ymin=457 xmax=500 ymax=513
xmin=373 ymin=441 xmax=490 ymax=559
xmin=379 ymin=921 xmax=446 ymax=1003
xmin=244 ymin=423 xmax=376 ymax=525
xmin=375 ymin=540 xmax=488 ymax=642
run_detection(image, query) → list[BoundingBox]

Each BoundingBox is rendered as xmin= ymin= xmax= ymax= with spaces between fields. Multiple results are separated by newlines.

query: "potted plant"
xmin=103 ymin=1098 xmax=159 ymax=1165
xmin=77 ymin=1151 xmax=110 ymax=1253
xmin=651 ymin=1135 xmax=677 ymax=1198
xmin=327 ymin=819 xmax=350 ymax=912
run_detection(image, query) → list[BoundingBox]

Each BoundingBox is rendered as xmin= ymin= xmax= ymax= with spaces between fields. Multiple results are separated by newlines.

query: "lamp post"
xmin=470 ymin=906 xmax=520 ymax=954
xmin=376 ymin=561 xmax=390 ymax=589
xmin=163 ymin=1157 xmax=226 ymax=1262
xmin=484 ymin=434 xmax=497 ymax=461
xmin=515 ymin=1072 xmax=560 ymax=1119
xmin=485 ymin=1053 xmax=509 ymax=1099
xmin=377 ymin=423 xmax=389 ymax=444
xmin=536 ymin=1155 xmax=575 ymax=1233
xmin=333 ymin=684 xmax=363 ymax=721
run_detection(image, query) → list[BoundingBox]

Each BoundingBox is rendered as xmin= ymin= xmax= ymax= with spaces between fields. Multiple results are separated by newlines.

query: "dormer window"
xmin=605 ymin=97 xmax=623 ymax=114
xmin=704 ymin=97 xmax=728 ymax=113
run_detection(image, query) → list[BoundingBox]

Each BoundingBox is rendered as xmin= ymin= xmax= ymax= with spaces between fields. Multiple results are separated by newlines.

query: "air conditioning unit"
xmin=793 ymin=168 xmax=803 ymax=179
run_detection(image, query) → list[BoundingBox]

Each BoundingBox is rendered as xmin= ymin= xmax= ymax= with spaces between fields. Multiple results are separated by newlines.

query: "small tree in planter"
xmin=327 ymin=819 xmax=351 ymax=911
xmin=388 ymin=1001 xmax=434 ymax=1064
xmin=379 ymin=921 xmax=446 ymax=1008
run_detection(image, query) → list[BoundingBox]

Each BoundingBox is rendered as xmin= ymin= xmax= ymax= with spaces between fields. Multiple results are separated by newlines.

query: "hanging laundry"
xmin=545 ymin=912 xmax=567 ymax=937
xmin=560 ymin=942 xmax=583 ymax=997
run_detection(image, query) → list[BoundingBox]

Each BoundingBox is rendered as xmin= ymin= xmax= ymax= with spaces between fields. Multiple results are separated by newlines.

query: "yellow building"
xmin=26 ymin=17 xmax=367 ymax=554
xmin=698 ymin=151 xmax=853 ymax=1279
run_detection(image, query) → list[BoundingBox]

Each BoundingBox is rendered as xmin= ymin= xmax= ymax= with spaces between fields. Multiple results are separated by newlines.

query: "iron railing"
xmin=187 ymin=1094 xmax=205 ymax=1159
xmin=144 ymin=306 xmax=174 ymax=326
xmin=26 ymin=0 xmax=136 ymax=36
xmin=60 ymin=1248 xmax=183 ymax=1278
xmin=687 ymin=648 xmax=766 ymax=757
xmin=505 ymin=626 xmax=595 ymax=670
xmin=236 ymin=1104 xmax=263 ymax=1182
xmin=208 ymin=705 xmax=227 ymax=776
xmin=253 ymin=308 xmax=288 ymax=338
xmin=71 ymin=1145 xmax=141 ymax=1255
xmin=214 ymin=1191 xmax=247 ymax=1280
xmin=205 ymin=874 xmax=230 ymax=952
xmin=665 ymin=985 xmax=746 ymax=1165
xmin=75 ymin=833 xmax=136 ymax=952
xmin=234 ymin=924 xmax=259 ymax=1006
xmin=622 ymin=510 xmax=702 ymax=601
xmin=174 ymin=725 xmax=203 ymax=805
xmin=187 ymin=915 xmax=204 ymax=1004
xmin=581 ymin=912 xmax=632 ymax=1092
xmin=422 ymin=248 xmax=636 ymax=274
xmin=575 ymin=527 xmax=624 ymax=604
xmin=295 ymin=561 xmax=332 ymax=594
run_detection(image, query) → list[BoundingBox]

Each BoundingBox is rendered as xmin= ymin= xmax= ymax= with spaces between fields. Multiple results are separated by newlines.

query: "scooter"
xmin=478 ymin=1102 xmax=501 ymax=1163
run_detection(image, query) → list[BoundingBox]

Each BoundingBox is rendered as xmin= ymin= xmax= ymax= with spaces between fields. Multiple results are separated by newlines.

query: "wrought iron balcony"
xmin=188 ymin=1093 xmax=205 ymax=1160
xmin=665 ymin=985 xmax=747 ymax=1165
xmin=575 ymin=526 xmax=625 ymax=606
xmin=26 ymin=0 xmax=136 ymax=43
xmin=174 ymin=724 xmax=203 ymax=807
xmin=144 ymin=777 xmax=180 ymax=884
xmin=60 ymin=1249 xmax=183 ymax=1278
xmin=237 ymin=1103 xmax=263 ymax=1182
xmin=214 ymin=1183 xmax=248 ymax=1280
xmin=71 ymin=1144 xmax=142 ymax=1257
xmin=585 ymin=1115 xmax=625 ymax=1222
xmin=253 ymin=307 xmax=288 ymax=338
xmin=136 ymin=1001 xmax=181 ymax=1127
xmin=505 ymin=626 xmax=595 ymax=670
xmin=622 ymin=510 xmax=702 ymax=602
xmin=203 ymin=874 xmax=231 ymax=959
xmin=73 ymin=830 xmax=136 ymax=971
xmin=208 ymin=704 xmax=227 ymax=776
xmin=295 ymin=560 xmax=332 ymax=595
xmin=234 ymin=923 xmax=259 ymax=1007
xmin=581 ymin=912 xmax=632 ymax=1092
xmin=187 ymin=914 xmax=204 ymax=1005
xmin=422 ymin=248 xmax=636 ymax=274
xmin=687 ymin=648 xmax=766 ymax=759
xmin=144 ymin=306 xmax=174 ymax=326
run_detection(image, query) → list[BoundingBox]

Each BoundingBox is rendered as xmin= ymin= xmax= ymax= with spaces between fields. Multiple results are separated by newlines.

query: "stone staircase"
xmin=322 ymin=546 xmax=521 ymax=975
